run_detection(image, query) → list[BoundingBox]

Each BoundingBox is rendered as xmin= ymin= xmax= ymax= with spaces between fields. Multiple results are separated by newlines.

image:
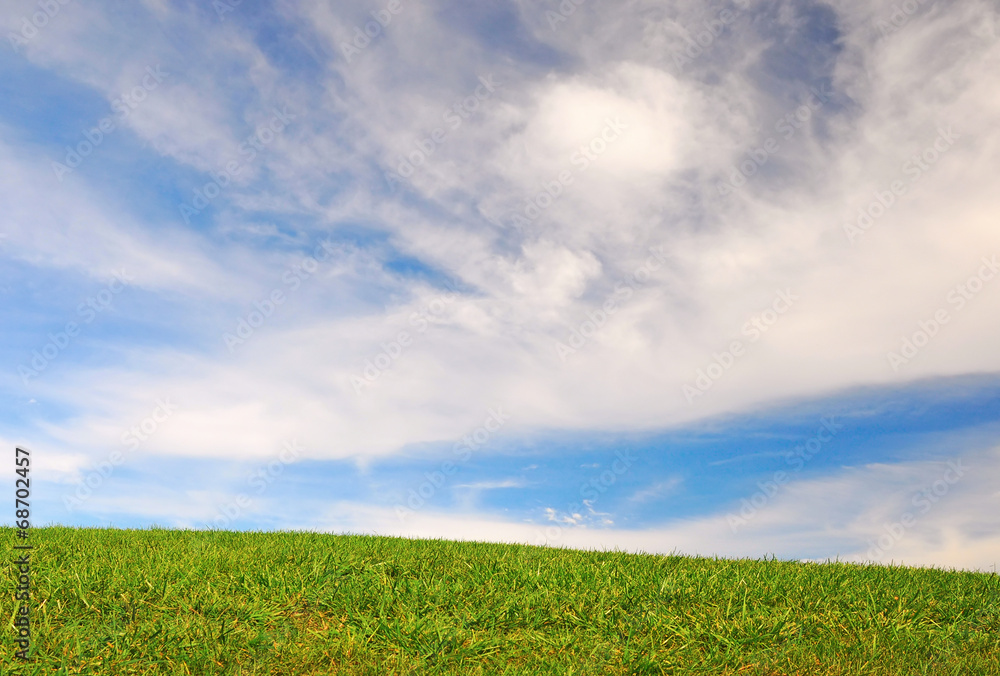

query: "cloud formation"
xmin=2 ymin=0 xmax=998 ymax=569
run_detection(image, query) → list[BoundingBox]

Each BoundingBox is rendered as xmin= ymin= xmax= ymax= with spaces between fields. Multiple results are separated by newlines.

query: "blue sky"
xmin=2 ymin=0 xmax=999 ymax=571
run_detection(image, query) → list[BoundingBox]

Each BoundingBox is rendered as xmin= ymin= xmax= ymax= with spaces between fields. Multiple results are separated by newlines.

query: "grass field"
xmin=1 ymin=526 xmax=998 ymax=675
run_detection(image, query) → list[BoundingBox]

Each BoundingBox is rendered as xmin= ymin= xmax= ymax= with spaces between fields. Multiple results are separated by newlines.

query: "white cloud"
xmin=17 ymin=0 xmax=1000 ymax=461
xmin=0 ymin=137 xmax=257 ymax=299
xmin=628 ymin=478 xmax=683 ymax=504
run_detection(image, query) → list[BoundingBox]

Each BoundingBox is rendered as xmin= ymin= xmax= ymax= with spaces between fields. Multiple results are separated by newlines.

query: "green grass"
xmin=1 ymin=526 xmax=998 ymax=675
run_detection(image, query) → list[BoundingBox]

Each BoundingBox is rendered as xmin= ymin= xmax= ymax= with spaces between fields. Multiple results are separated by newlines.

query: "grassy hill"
xmin=2 ymin=526 xmax=998 ymax=674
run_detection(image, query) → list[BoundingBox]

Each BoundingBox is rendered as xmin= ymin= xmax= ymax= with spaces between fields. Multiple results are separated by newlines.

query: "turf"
xmin=1 ymin=526 xmax=998 ymax=675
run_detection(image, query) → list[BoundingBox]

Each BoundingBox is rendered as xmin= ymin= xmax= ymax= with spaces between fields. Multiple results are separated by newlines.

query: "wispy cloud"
xmin=628 ymin=478 xmax=683 ymax=504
